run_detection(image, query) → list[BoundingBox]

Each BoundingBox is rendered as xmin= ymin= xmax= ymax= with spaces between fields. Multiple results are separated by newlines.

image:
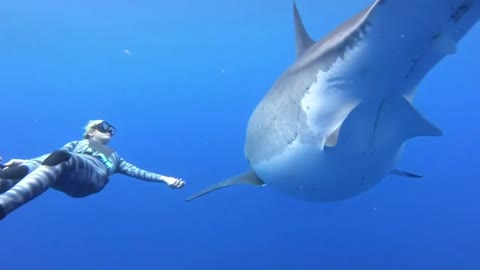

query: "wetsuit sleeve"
xmin=59 ymin=141 xmax=79 ymax=152
xmin=115 ymin=158 xmax=165 ymax=182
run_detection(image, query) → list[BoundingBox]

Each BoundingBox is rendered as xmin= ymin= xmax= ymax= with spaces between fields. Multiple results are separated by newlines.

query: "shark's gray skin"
xmin=187 ymin=0 xmax=480 ymax=202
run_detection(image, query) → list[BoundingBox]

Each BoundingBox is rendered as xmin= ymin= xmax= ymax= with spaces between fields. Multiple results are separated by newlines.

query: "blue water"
xmin=1 ymin=0 xmax=479 ymax=269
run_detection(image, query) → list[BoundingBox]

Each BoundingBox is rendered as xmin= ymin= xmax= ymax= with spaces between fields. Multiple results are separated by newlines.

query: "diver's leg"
xmin=0 ymin=179 xmax=18 ymax=193
xmin=0 ymin=166 xmax=29 ymax=180
xmin=0 ymin=165 xmax=62 ymax=219
xmin=0 ymin=150 xmax=71 ymax=220
xmin=0 ymin=156 xmax=48 ymax=191
xmin=0 ymin=166 xmax=30 ymax=192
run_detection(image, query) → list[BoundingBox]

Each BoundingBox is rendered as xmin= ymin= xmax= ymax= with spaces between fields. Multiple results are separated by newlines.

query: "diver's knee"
xmin=42 ymin=150 xmax=71 ymax=166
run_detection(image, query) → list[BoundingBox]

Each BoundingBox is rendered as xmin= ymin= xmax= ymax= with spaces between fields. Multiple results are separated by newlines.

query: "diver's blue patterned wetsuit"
xmin=0 ymin=139 xmax=168 ymax=219
xmin=0 ymin=153 xmax=49 ymax=192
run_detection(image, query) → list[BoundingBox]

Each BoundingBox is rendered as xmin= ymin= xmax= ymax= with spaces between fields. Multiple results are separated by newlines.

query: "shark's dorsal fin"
xmin=293 ymin=2 xmax=315 ymax=58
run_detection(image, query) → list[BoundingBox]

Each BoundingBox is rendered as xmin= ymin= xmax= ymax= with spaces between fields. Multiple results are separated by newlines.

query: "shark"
xmin=186 ymin=0 xmax=480 ymax=202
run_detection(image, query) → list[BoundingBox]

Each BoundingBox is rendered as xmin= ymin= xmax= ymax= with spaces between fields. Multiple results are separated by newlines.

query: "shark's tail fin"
xmin=185 ymin=170 xmax=265 ymax=202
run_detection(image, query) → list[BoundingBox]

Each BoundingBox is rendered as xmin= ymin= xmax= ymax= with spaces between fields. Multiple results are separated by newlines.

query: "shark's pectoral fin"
xmin=390 ymin=169 xmax=423 ymax=178
xmin=185 ymin=170 xmax=265 ymax=202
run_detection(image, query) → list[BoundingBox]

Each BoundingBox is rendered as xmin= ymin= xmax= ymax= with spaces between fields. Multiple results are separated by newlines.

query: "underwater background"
xmin=1 ymin=0 xmax=479 ymax=269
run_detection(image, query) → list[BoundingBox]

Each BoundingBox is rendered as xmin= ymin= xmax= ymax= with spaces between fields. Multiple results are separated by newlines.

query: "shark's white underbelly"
xmin=252 ymin=137 xmax=402 ymax=202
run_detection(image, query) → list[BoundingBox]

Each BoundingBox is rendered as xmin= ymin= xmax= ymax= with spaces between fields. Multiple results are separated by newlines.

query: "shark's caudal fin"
xmin=185 ymin=170 xmax=265 ymax=202
xmin=293 ymin=2 xmax=315 ymax=58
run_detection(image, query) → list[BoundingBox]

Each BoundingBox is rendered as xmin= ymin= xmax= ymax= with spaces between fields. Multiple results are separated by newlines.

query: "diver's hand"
xmin=160 ymin=175 xmax=185 ymax=189
xmin=3 ymin=159 xmax=27 ymax=168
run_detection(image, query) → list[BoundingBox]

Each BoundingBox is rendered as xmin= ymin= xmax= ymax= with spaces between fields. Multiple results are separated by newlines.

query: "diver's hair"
xmin=83 ymin=120 xmax=104 ymax=139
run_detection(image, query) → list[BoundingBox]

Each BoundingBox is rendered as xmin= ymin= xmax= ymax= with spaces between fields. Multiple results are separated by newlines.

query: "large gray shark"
xmin=187 ymin=0 xmax=480 ymax=202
